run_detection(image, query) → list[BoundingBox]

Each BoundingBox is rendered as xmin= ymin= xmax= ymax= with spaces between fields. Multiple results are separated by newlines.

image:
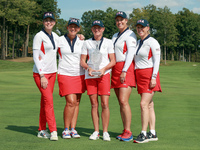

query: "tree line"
xmin=0 ymin=0 xmax=60 ymax=59
xmin=1 ymin=1 xmax=200 ymax=63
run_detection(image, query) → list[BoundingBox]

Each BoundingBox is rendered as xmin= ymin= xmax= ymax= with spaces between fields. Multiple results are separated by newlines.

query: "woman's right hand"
xmin=40 ymin=75 xmax=48 ymax=89
xmin=88 ymin=67 xmax=95 ymax=77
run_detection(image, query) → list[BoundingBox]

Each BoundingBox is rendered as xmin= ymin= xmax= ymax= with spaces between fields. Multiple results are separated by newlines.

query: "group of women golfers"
xmin=32 ymin=11 xmax=162 ymax=143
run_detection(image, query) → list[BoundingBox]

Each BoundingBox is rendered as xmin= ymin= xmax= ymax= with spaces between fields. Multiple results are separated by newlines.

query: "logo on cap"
xmin=45 ymin=13 xmax=52 ymax=17
xmin=93 ymin=20 xmax=100 ymax=24
xmin=136 ymin=19 xmax=149 ymax=27
xmin=43 ymin=12 xmax=55 ymax=20
xmin=137 ymin=20 xmax=144 ymax=23
xmin=116 ymin=11 xmax=123 ymax=16
xmin=68 ymin=18 xmax=80 ymax=27
xmin=92 ymin=20 xmax=104 ymax=27
xmin=115 ymin=11 xmax=127 ymax=19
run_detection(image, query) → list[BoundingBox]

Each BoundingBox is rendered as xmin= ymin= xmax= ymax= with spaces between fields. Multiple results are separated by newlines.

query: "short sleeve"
xmin=81 ymin=41 xmax=88 ymax=55
xmin=107 ymin=39 xmax=114 ymax=54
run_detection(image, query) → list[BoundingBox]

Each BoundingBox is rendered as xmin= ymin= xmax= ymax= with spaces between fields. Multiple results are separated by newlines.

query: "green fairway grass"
xmin=0 ymin=59 xmax=200 ymax=150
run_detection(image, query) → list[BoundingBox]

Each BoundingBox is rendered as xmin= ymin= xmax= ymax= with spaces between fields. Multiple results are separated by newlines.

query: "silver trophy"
xmin=90 ymin=43 xmax=102 ymax=76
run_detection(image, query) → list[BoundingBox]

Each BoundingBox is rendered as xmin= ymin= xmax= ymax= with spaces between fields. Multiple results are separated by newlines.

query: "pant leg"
xmin=38 ymin=96 xmax=46 ymax=131
xmin=44 ymin=73 xmax=57 ymax=132
xmin=33 ymin=73 xmax=57 ymax=132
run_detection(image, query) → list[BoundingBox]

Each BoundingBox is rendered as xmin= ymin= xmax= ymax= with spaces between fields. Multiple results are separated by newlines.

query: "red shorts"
xmin=111 ymin=61 xmax=136 ymax=88
xmin=135 ymin=68 xmax=162 ymax=94
xmin=57 ymin=74 xmax=86 ymax=97
xmin=85 ymin=73 xmax=110 ymax=96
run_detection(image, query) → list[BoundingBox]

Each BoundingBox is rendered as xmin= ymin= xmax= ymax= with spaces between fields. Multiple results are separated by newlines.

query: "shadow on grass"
xmin=67 ymin=127 xmax=138 ymax=139
xmin=5 ymin=125 xmax=137 ymax=140
xmin=5 ymin=125 xmax=39 ymax=136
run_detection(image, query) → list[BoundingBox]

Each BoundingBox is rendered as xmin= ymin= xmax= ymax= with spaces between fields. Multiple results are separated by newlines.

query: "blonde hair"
xmin=147 ymin=26 xmax=150 ymax=34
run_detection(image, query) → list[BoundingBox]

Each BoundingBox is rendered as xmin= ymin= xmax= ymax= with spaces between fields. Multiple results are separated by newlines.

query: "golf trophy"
xmin=90 ymin=44 xmax=102 ymax=76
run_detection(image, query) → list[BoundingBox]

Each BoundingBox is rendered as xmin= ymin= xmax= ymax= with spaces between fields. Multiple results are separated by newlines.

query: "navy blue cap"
xmin=136 ymin=19 xmax=149 ymax=27
xmin=68 ymin=18 xmax=80 ymax=27
xmin=92 ymin=20 xmax=104 ymax=27
xmin=43 ymin=12 xmax=55 ymax=20
xmin=115 ymin=11 xmax=127 ymax=19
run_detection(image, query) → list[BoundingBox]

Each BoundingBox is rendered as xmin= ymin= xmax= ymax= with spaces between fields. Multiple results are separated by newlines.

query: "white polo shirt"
xmin=134 ymin=36 xmax=161 ymax=79
xmin=81 ymin=37 xmax=114 ymax=79
xmin=33 ymin=30 xmax=59 ymax=74
xmin=57 ymin=35 xmax=85 ymax=76
xmin=112 ymin=28 xmax=137 ymax=72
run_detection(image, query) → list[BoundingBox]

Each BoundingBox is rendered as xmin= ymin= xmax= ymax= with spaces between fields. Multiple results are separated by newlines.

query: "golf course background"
xmin=0 ymin=59 xmax=199 ymax=150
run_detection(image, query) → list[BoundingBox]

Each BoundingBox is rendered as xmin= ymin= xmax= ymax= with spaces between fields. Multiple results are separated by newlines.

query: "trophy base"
xmin=91 ymin=71 xmax=101 ymax=76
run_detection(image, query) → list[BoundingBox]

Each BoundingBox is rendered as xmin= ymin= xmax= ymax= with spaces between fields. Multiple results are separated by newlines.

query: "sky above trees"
xmin=57 ymin=0 xmax=200 ymax=21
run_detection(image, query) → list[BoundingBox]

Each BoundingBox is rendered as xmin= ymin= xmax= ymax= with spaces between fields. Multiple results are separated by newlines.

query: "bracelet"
xmin=122 ymin=71 xmax=127 ymax=73
xmin=86 ymin=67 xmax=90 ymax=71
xmin=152 ymin=74 xmax=157 ymax=79
xmin=40 ymin=75 xmax=45 ymax=78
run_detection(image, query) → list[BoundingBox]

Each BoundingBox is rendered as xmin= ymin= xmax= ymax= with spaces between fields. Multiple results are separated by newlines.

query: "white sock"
xmin=141 ymin=131 xmax=146 ymax=136
xmin=150 ymin=130 xmax=156 ymax=135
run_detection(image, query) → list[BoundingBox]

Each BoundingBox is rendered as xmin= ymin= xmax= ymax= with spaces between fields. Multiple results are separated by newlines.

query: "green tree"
xmin=129 ymin=7 xmax=149 ymax=31
xmin=193 ymin=14 xmax=200 ymax=62
xmin=0 ymin=0 xmax=38 ymax=59
xmin=0 ymin=0 xmax=7 ymax=59
xmin=81 ymin=9 xmax=106 ymax=39
xmin=129 ymin=5 xmax=158 ymax=37
xmin=175 ymin=8 xmax=199 ymax=62
xmin=81 ymin=8 xmax=120 ymax=39
xmin=29 ymin=0 xmax=61 ymax=56
xmin=130 ymin=5 xmax=179 ymax=64
xmin=155 ymin=6 xmax=178 ymax=64
xmin=11 ymin=0 xmax=37 ymax=57
xmin=56 ymin=19 xmax=67 ymax=36
xmin=0 ymin=0 xmax=61 ymax=59
xmin=103 ymin=7 xmax=118 ymax=39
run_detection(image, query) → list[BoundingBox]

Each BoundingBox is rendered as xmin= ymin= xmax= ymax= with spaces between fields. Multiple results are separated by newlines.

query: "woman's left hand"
xmin=150 ymin=79 xmax=156 ymax=88
xmin=97 ymin=68 xmax=105 ymax=77
xmin=77 ymin=34 xmax=85 ymax=40
xmin=120 ymin=72 xmax=126 ymax=83
xmin=41 ymin=76 xmax=48 ymax=89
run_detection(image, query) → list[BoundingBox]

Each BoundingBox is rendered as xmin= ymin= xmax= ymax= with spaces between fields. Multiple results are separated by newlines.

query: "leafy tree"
xmin=28 ymin=0 xmax=60 ymax=57
xmin=129 ymin=5 xmax=178 ymax=64
xmin=81 ymin=7 xmax=119 ymax=39
xmin=0 ymin=0 xmax=7 ymax=59
xmin=193 ymin=14 xmax=200 ymax=62
xmin=56 ymin=19 xmax=67 ymax=36
xmin=175 ymin=8 xmax=199 ymax=62
xmin=81 ymin=9 xmax=106 ymax=39
xmin=129 ymin=7 xmax=149 ymax=30
xmin=103 ymin=7 xmax=118 ymax=39
xmin=13 ymin=0 xmax=37 ymax=57
xmin=155 ymin=6 xmax=178 ymax=64
xmin=0 ymin=0 xmax=38 ymax=59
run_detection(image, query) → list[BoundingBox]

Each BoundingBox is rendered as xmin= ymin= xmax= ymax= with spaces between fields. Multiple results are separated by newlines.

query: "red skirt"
xmin=135 ymin=68 xmax=162 ymax=94
xmin=57 ymin=74 xmax=86 ymax=97
xmin=86 ymin=73 xmax=110 ymax=95
xmin=111 ymin=61 xmax=136 ymax=88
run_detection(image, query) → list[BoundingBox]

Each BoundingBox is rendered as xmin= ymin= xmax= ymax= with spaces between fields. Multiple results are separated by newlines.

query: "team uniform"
xmin=81 ymin=37 xmax=114 ymax=95
xmin=33 ymin=28 xmax=59 ymax=133
xmin=134 ymin=35 xmax=162 ymax=94
xmin=57 ymin=34 xmax=86 ymax=96
xmin=111 ymin=28 xmax=137 ymax=88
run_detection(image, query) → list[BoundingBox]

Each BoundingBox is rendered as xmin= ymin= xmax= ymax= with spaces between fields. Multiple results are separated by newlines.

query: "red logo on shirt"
xmin=123 ymin=42 xmax=127 ymax=54
xmin=148 ymin=48 xmax=152 ymax=60
xmin=58 ymin=47 xmax=62 ymax=59
xmin=40 ymin=42 xmax=45 ymax=54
